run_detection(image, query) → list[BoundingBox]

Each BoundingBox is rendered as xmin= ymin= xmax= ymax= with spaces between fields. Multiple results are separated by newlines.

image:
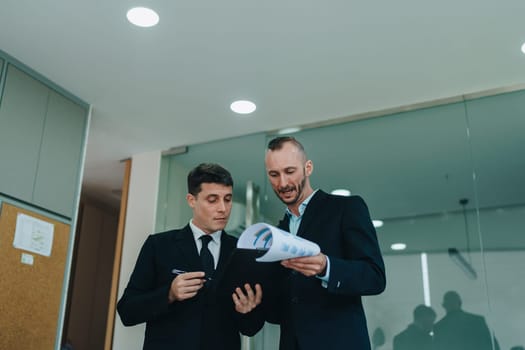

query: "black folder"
xmin=214 ymin=248 xmax=284 ymax=297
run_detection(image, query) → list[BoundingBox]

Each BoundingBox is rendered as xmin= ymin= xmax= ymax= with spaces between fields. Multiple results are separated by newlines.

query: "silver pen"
xmin=171 ymin=268 xmax=212 ymax=280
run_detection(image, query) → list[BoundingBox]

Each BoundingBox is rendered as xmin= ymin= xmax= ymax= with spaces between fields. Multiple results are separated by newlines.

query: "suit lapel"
xmin=174 ymin=226 xmax=236 ymax=273
xmin=278 ymin=216 xmax=290 ymax=232
xmin=216 ymin=232 xmax=235 ymax=272
xmin=172 ymin=225 xmax=201 ymax=270
xmin=169 ymin=226 xmax=243 ymax=283
xmin=296 ymin=190 xmax=326 ymax=239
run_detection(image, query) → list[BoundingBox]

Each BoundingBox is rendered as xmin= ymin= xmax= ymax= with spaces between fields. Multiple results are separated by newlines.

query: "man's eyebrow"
xmin=205 ymin=193 xmax=232 ymax=198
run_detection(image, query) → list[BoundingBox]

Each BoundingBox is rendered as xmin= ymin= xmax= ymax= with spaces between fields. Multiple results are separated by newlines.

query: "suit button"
xmin=291 ymin=297 xmax=299 ymax=304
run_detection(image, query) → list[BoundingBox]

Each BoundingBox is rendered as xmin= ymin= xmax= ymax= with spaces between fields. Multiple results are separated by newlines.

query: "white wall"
xmin=113 ymin=150 xmax=161 ymax=350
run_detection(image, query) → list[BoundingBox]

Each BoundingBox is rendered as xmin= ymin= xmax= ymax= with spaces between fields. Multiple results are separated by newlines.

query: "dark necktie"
xmin=200 ymin=235 xmax=215 ymax=278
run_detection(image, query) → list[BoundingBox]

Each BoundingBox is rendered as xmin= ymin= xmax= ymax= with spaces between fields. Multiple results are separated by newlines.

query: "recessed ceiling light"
xmin=372 ymin=219 xmax=384 ymax=228
xmin=127 ymin=7 xmax=159 ymax=27
xmin=278 ymin=127 xmax=301 ymax=135
xmin=521 ymin=42 xmax=525 ymax=54
xmin=391 ymin=243 xmax=407 ymax=251
xmin=331 ymin=189 xmax=351 ymax=196
xmin=230 ymin=100 xmax=256 ymax=114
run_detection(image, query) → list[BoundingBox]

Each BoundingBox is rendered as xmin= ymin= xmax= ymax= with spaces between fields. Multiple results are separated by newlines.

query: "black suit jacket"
xmin=393 ymin=324 xmax=433 ymax=350
xmin=433 ymin=310 xmax=495 ymax=350
xmin=267 ymin=191 xmax=386 ymax=350
xmin=117 ymin=225 xmax=263 ymax=350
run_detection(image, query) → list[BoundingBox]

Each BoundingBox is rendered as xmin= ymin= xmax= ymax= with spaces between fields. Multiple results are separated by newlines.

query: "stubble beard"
xmin=275 ymin=175 xmax=307 ymax=206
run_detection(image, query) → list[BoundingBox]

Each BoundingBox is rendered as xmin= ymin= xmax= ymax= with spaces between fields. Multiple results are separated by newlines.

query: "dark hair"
xmin=413 ymin=304 xmax=436 ymax=320
xmin=187 ymin=163 xmax=233 ymax=195
xmin=267 ymin=136 xmax=306 ymax=153
xmin=443 ymin=290 xmax=462 ymax=305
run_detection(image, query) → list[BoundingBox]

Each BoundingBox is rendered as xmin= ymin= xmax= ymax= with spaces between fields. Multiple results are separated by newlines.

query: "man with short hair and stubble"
xmin=263 ymin=136 xmax=386 ymax=350
xmin=117 ymin=163 xmax=264 ymax=350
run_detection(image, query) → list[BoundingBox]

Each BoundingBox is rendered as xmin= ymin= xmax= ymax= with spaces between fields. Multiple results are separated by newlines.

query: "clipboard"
xmin=214 ymin=248 xmax=284 ymax=297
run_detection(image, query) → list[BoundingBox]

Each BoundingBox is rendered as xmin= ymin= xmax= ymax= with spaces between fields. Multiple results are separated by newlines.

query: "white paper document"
xmin=237 ymin=223 xmax=320 ymax=262
xmin=13 ymin=213 xmax=54 ymax=257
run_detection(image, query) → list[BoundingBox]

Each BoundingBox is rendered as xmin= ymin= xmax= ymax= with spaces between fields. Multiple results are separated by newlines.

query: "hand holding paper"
xmin=237 ymin=223 xmax=320 ymax=262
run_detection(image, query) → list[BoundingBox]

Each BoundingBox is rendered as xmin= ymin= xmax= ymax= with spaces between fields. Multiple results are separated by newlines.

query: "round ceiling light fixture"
xmin=391 ymin=243 xmax=407 ymax=251
xmin=521 ymin=42 xmax=525 ymax=54
xmin=230 ymin=100 xmax=256 ymax=114
xmin=331 ymin=189 xmax=351 ymax=196
xmin=127 ymin=7 xmax=159 ymax=27
xmin=277 ymin=127 xmax=302 ymax=135
xmin=372 ymin=219 xmax=384 ymax=228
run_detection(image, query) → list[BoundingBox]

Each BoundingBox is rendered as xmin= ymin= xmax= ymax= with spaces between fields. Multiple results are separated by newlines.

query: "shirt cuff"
xmin=316 ymin=256 xmax=330 ymax=288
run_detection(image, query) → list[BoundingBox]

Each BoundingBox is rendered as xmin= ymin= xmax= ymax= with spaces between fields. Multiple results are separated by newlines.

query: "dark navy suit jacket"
xmin=266 ymin=191 xmax=386 ymax=350
xmin=117 ymin=225 xmax=264 ymax=350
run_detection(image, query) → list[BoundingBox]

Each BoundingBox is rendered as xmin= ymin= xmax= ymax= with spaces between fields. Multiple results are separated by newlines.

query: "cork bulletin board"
xmin=0 ymin=201 xmax=71 ymax=350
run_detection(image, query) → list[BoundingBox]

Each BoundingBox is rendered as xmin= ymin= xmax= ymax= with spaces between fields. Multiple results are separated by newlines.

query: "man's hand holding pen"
xmin=168 ymin=270 xmax=263 ymax=315
xmin=168 ymin=271 xmax=207 ymax=303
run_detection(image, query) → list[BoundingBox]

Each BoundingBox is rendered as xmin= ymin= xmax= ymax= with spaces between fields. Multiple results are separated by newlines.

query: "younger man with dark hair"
xmin=117 ymin=163 xmax=263 ymax=350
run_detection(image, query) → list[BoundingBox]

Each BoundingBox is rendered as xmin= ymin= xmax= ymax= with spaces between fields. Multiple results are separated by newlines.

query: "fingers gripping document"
xmin=215 ymin=223 xmax=320 ymax=296
xmin=237 ymin=223 xmax=320 ymax=262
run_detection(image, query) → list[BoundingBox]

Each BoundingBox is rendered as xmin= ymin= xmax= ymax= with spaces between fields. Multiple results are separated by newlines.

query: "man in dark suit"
xmin=263 ymin=136 xmax=386 ymax=350
xmin=117 ymin=163 xmax=264 ymax=350
xmin=393 ymin=304 xmax=436 ymax=350
xmin=433 ymin=290 xmax=499 ymax=350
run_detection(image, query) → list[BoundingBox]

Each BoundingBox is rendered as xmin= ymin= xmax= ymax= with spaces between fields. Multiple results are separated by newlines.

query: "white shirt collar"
xmin=286 ymin=189 xmax=318 ymax=218
xmin=189 ymin=219 xmax=222 ymax=243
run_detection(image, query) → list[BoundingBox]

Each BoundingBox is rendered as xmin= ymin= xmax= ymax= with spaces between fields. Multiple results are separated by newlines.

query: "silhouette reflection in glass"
xmin=371 ymin=327 xmax=385 ymax=350
xmin=433 ymin=290 xmax=499 ymax=350
xmin=393 ymin=304 xmax=436 ymax=350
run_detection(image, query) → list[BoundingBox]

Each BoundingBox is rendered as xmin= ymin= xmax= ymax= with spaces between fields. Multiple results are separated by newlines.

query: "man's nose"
xmin=278 ymin=174 xmax=288 ymax=187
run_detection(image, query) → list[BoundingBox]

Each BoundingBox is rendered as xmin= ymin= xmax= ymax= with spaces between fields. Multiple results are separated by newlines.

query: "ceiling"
xmin=1 ymin=0 xmax=525 ymax=254
xmin=1 ymin=0 xmax=525 ymax=207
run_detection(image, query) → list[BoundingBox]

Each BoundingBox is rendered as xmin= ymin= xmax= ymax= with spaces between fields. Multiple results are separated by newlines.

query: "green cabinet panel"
xmin=0 ymin=63 xmax=87 ymax=217
xmin=33 ymin=90 xmax=86 ymax=216
xmin=0 ymin=65 xmax=49 ymax=202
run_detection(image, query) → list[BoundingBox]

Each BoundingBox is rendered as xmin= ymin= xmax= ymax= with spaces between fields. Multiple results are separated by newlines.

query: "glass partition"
xmin=156 ymin=89 xmax=525 ymax=350
xmin=464 ymin=90 xmax=525 ymax=350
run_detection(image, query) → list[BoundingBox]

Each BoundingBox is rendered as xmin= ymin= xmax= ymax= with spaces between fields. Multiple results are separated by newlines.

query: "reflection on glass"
xmin=157 ymin=89 xmax=525 ymax=350
xmin=433 ymin=291 xmax=498 ymax=350
xmin=393 ymin=304 xmax=436 ymax=350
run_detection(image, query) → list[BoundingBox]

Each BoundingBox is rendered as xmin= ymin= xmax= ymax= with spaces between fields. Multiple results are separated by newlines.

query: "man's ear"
xmin=186 ymin=193 xmax=195 ymax=208
xmin=305 ymin=160 xmax=313 ymax=176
